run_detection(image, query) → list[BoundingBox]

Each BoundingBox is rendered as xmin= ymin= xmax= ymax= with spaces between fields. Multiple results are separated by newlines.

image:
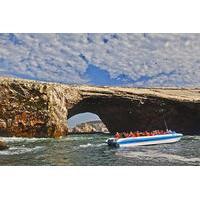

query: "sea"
xmin=0 ymin=133 xmax=200 ymax=166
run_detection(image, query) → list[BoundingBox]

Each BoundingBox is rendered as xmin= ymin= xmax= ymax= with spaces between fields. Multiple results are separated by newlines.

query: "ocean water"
xmin=0 ymin=133 xmax=200 ymax=166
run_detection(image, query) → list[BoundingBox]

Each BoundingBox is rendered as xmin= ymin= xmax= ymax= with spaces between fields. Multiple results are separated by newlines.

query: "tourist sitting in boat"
xmin=114 ymin=130 xmax=170 ymax=139
xmin=108 ymin=130 xmax=183 ymax=147
xmin=115 ymin=132 xmax=120 ymax=139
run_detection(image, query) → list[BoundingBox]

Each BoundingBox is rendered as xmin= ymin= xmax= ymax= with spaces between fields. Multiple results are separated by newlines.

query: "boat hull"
xmin=107 ymin=133 xmax=183 ymax=147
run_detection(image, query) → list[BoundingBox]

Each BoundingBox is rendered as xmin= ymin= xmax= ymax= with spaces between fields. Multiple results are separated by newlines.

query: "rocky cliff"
xmin=0 ymin=77 xmax=200 ymax=137
xmin=69 ymin=120 xmax=109 ymax=133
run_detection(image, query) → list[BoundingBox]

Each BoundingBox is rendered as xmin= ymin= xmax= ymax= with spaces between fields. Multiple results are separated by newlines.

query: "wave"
xmin=79 ymin=143 xmax=93 ymax=148
xmin=0 ymin=137 xmax=51 ymax=143
xmin=79 ymin=142 xmax=106 ymax=148
xmin=0 ymin=135 xmax=95 ymax=143
xmin=183 ymin=135 xmax=200 ymax=141
xmin=0 ymin=146 xmax=44 ymax=156
xmin=61 ymin=136 xmax=95 ymax=141
xmin=116 ymin=150 xmax=200 ymax=163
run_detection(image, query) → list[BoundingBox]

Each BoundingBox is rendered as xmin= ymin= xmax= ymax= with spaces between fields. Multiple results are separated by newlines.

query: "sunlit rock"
xmin=0 ymin=140 xmax=9 ymax=150
xmin=69 ymin=121 xmax=109 ymax=133
xmin=0 ymin=77 xmax=200 ymax=137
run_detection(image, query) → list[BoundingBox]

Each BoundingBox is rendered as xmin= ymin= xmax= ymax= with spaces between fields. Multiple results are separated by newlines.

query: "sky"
xmin=0 ymin=33 xmax=200 ymax=87
xmin=1 ymin=33 xmax=200 ymax=126
xmin=68 ymin=113 xmax=100 ymax=128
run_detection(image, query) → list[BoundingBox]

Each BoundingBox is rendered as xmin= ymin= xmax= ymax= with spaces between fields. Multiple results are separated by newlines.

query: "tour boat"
xmin=106 ymin=131 xmax=183 ymax=147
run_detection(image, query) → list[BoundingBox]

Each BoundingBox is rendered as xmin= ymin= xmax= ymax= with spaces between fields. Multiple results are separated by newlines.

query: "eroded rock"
xmin=0 ymin=119 xmax=6 ymax=129
xmin=0 ymin=77 xmax=200 ymax=137
xmin=0 ymin=140 xmax=9 ymax=150
xmin=69 ymin=121 xmax=109 ymax=133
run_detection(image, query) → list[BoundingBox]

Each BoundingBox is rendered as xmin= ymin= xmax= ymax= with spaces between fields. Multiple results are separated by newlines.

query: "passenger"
xmin=136 ymin=132 xmax=140 ymax=137
xmin=115 ymin=132 xmax=120 ymax=139
xmin=129 ymin=132 xmax=134 ymax=137
xmin=149 ymin=132 xmax=152 ymax=136
xmin=122 ymin=133 xmax=126 ymax=138
xmin=125 ymin=133 xmax=129 ymax=138
xmin=150 ymin=132 xmax=154 ymax=136
xmin=132 ymin=133 xmax=136 ymax=137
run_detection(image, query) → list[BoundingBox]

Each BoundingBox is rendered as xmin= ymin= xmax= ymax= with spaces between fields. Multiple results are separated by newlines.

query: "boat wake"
xmin=116 ymin=150 xmax=200 ymax=163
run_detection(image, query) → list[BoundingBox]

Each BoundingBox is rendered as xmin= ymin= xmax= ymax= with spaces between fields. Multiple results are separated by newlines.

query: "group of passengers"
xmin=115 ymin=130 xmax=167 ymax=139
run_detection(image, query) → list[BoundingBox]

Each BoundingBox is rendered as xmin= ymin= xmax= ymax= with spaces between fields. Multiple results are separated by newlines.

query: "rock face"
xmin=69 ymin=120 xmax=109 ymax=133
xmin=0 ymin=140 xmax=9 ymax=150
xmin=0 ymin=77 xmax=200 ymax=137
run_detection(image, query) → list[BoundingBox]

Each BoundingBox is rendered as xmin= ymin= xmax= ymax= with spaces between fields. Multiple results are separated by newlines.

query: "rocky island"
xmin=69 ymin=120 xmax=109 ymax=133
xmin=0 ymin=77 xmax=200 ymax=138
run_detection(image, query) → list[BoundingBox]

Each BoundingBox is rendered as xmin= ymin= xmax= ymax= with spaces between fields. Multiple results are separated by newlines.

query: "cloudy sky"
xmin=0 ymin=33 xmax=200 ymax=87
xmin=1 ymin=33 xmax=200 ymax=126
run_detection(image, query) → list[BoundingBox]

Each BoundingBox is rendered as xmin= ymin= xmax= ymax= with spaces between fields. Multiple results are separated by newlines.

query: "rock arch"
xmin=67 ymin=96 xmax=139 ymax=133
xmin=67 ymin=95 xmax=200 ymax=135
xmin=0 ymin=78 xmax=200 ymax=137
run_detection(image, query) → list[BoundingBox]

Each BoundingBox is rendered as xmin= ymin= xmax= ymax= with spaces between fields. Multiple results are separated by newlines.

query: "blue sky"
xmin=0 ymin=33 xmax=200 ymax=87
xmin=68 ymin=112 xmax=100 ymax=128
xmin=1 ymin=33 xmax=200 ymax=126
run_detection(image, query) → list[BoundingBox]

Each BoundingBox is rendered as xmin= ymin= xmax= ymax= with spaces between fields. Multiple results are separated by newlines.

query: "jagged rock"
xmin=69 ymin=120 xmax=109 ymax=133
xmin=0 ymin=77 xmax=200 ymax=137
xmin=0 ymin=119 xmax=6 ymax=129
xmin=0 ymin=140 xmax=9 ymax=150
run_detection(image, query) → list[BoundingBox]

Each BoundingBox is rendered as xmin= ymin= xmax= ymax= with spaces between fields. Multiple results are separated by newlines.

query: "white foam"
xmin=79 ymin=142 xmax=106 ymax=148
xmin=0 ymin=146 xmax=44 ymax=155
xmin=95 ymin=143 xmax=107 ymax=147
xmin=79 ymin=143 xmax=93 ymax=148
xmin=61 ymin=136 xmax=94 ymax=142
xmin=185 ymin=135 xmax=200 ymax=140
xmin=0 ymin=135 xmax=96 ymax=143
xmin=116 ymin=150 xmax=200 ymax=163
xmin=0 ymin=137 xmax=50 ymax=143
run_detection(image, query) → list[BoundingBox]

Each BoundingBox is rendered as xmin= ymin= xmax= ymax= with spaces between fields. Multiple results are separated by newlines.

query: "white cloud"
xmin=0 ymin=33 xmax=200 ymax=86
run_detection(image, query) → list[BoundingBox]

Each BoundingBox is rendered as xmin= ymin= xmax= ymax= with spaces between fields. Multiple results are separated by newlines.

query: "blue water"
xmin=0 ymin=134 xmax=200 ymax=166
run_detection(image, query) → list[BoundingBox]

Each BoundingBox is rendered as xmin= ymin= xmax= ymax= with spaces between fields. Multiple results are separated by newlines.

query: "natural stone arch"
xmin=1 ymin=77 xmax=200 ymax=137
xmin=67 ymin=95 xmax=200 ymax=134
xmin=67 ymin=97 xmax=134 ymax=133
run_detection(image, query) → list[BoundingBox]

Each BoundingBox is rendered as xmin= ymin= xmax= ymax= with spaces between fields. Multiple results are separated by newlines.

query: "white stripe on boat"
xmin=106 ymin=132 xmax=183 ymax=147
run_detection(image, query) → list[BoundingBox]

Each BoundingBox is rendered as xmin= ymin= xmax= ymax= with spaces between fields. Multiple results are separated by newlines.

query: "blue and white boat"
xmin=106 ymin=131 xmax=183 ymax=147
